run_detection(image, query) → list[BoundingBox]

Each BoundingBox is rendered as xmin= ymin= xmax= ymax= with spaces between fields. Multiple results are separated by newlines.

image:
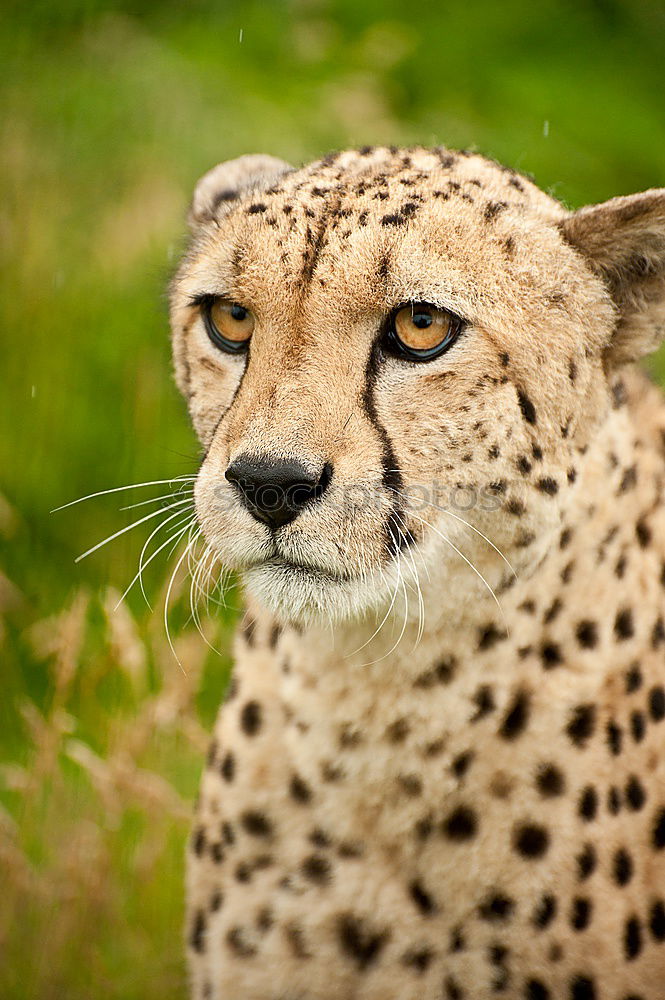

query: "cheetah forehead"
xmin=225 ymin=146 xmax=563 ymax=225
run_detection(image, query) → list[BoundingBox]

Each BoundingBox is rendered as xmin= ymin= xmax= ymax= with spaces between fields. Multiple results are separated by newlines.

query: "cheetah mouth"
xmin=258 ymin=556 xmax=352 ymax=584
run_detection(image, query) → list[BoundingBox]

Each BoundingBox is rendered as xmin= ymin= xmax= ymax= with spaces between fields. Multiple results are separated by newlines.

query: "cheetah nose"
xmin=225 ymin=453 xmax=332 ymax=531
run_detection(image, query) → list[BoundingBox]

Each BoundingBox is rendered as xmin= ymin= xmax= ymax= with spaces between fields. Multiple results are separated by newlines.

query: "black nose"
xmin=225 ymin=454 xmax=332 ymax=530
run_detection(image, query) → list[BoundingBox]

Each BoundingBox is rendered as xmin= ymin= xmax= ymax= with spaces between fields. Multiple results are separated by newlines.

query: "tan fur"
xmin=170 ymin=146 xmax=665 ymax=999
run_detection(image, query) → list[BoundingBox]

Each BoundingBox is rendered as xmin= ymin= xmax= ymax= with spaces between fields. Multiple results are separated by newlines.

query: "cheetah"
xmin=169 ymin=146 xmax=665 ymax=999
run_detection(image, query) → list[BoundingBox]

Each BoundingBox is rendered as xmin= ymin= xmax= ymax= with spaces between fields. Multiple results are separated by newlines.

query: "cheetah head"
xmin=170 ymin=147 xmax=665 ymax=626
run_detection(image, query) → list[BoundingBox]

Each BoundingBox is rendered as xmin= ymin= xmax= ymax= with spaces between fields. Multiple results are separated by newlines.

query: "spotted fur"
xmin=169 ymin=146 xmax=665 ymax=999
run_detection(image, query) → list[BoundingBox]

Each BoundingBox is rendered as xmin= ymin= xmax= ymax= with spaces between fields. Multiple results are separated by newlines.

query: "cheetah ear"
xmin=560 ymin=189 xmax=665 ymax=367
xmin=189 ymin=154 xmax=294 ymax=228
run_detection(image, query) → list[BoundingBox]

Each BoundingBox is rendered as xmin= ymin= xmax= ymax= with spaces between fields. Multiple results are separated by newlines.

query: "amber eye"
xmin=386 ymin=302 xmax=462 ymax=361
xmin=202 ymin=296 xmax=255 ymax=353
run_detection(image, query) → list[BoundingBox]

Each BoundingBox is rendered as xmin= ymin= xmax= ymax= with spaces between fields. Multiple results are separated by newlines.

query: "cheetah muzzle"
xmin=170 ymin=146 xmax=665 ymax=1000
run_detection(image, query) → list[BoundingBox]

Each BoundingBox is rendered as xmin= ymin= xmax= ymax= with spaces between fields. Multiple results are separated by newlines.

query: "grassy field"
xmin=1 ymin=1 xmax=664 ymax=996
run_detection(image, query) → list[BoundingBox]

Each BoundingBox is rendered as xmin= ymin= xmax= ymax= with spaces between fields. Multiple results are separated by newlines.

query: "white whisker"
xmin=52 ymin=476 xmax=197 ymax=512
xmin=115 ymin=511 xmax=195 ymax=610
xmin=119 ymin=488 xmax=194 ymax=512
xmin=74 ymin=497 xmax=192 ymax=563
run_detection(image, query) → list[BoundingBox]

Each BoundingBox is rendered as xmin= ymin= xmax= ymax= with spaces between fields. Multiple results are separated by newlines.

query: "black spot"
xmin=653 ymin=616 xmax=665 ymax=648
xmin=518 ymin=455 xmax=532 ymax=474
xmin=507 ymin=499 xmax=526 ymax=517
xmin=541 ymin=643 xmax=562 ymax=669
xmin=611 ymin=379 xmax=627 ymax=408
xmin=409 ymin=878 xmax=437 ymax=916
xmin=625 ymin=775 xmax=646 ymax=811
xmin=649 ymin=686 xmax=665 ymax=721
xmin=517 ymin=390 xmax=537 ymax=424
xmin=478 ymin=623 xmax=507 ymax=650
xmin=576 ymin=843 xmax=597 ymax=880
xmin=209 ymin=840 xmax=224 ymax=864
xmin=578 ymin=786 xmax=598 ymax=821
xmin=513 ymin=823 xmax=550 ymax=859
xmin=386 ymin=718 xmax=410 ymax=742
xmin=526 ymin=980 xmax=551 ymax=1000
xmin=443 ymin=805 xmax=478 ymax=841
xmin=625 ymin=662 xmax=643 ymax=692
xmin=206 ymin=739 xmax=218 ymax=768
xmin=636 ymin=518 xmax=651 ymax=547
xmin=235 ymin=862 xmax=251 ymax=882
xmin=221 ymin=752 xmax=235 ymax=782
xmin=478 ymin=891 xmax=515 ymax=921
xmin=240 ymin=701 xmax=262 ymax=736
xmin=414 ymin=658 xmax=456 ymax=689
xmin=210 ymin=889 xmax=223 ymax=912
xmin=500 ymin=351 xmax=510 ymax=366
xmin=337 ymin=913 xmax=390 ymax=970
xmin=268 ymin=623 xmax=281 ymax=648
xmin=566 ymin=705 xmax=596 ymax=748
xmin=613 ymin=847 xmax=633 ymax=886
xmin=614 ymin=608 xmax=634 ymax=640
xmin=630 ymin=710 xmax=646 ymax=742
xmin=284 ymin=920 xmax=311 ymax=959
xmin=607 ymin=786 xmax=622 ymax=815
xmin=576 ymin=620 xmax=597 ymax=648
xmin=302 ymin=854 xmax=331 ymax=885
xmin=470 ymin=684 xmax=495 ymax=721
xmin=309 ymin=827 xmax=331 ymax=848
xmin=532 ymin=893 xmax=557 ymax=929
xmin=192 ymin=826 xmax=206 ymax=857
xmin=445 ymin=975 xmax=464 ymax=1000
xmin=247 ymin=202 xmax=267 ymax=214
xmin=537 ymin=477 xmax=559 ymax=495
xmin=618 ymin=465 xmax=637 ymax=493
xmin=402 ymin=946 xmax=434 ymax=972
xmin=190 ymin=909 xmax=206 ymax=953
xmin=499 ymin=690 xmax=531 ymax=740
xmin=452 ymin=750 xmax=474 ymax=779
xmin=652 ymin=807 xmax=665 ymax=849
xmin=414 ymin=814 xmax=434 ymax=840
xmin=398 ymin=773 xmax=422 ymax=796
xmin=449 ymin=927 xmax=465 ymax=952
xmin=570 ymin=975 xmax=596 ymax=1000
xmin=290 ymin=774 xmax=312 ymax=804
xmin=624 ymin=915 xmax=642 ymax=960
xmin=484 ymin=200 xmax=508 ymax=221
xmin=571 ymin=897 xmax=592 ymax=930
xmin=241 ymin=810 xmax=272 ymax=837
xmin=649 ymin=899 xmax=665 ymax=940
xmin=606 ymin=721 xmax=622 ymax=756
xmin=381 ymin=212 xmax=404 ymax=227
xmin=536 ymin=763 xmax=565 ymax=798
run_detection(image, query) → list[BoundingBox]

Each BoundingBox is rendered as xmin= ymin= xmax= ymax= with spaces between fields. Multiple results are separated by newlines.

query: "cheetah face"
xmin=170 ymin=147 xmax=664 ymax=625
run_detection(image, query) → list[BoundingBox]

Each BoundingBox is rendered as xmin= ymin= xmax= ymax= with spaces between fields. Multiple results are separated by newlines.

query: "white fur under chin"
xmin=243 ymin=560 xmax=394 ymax=628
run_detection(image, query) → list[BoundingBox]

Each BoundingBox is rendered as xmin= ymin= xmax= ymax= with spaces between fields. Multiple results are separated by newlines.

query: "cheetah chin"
xmin=170 ymin=146 xmax=665 ymax=1000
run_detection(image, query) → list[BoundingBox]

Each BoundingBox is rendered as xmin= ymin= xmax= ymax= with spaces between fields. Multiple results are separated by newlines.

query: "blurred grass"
xmin=1 ymin=0 xmax=664 ymax=996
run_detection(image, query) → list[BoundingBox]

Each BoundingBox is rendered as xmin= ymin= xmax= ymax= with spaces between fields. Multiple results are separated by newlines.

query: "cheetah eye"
xmin=385 ymin=302 xmax=463 ymax=361
xmin=201 ymin=296 xmax=255 ymax=353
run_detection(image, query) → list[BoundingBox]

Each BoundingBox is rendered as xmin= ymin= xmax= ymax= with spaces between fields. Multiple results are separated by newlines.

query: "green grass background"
xmin=1 ymin=1 xmax=664 ymax=996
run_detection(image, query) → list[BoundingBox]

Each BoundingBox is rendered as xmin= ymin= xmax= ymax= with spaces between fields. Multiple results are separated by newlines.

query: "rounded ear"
xmin=559 ymin=189 xmax=665 ymax=367
xmin=189 ymin=154 xmax=294 ymax=228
